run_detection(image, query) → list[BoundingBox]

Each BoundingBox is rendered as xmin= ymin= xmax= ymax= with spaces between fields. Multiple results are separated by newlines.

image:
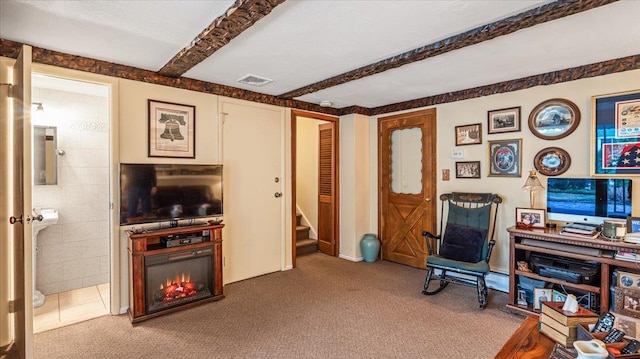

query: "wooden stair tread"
xmin=296 ymin=237 xmax=318 ymax=256
xmin=296 ymin=238 xmax=316 ymax=246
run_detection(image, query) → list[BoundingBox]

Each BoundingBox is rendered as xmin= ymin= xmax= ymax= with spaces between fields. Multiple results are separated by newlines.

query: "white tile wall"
xmin=33 ymin=86 xmax=110 ymax=295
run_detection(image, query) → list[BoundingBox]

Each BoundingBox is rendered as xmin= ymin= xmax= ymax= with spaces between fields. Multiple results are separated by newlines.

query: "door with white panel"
xmin=221 ymin=99 xmax=284 ymax=283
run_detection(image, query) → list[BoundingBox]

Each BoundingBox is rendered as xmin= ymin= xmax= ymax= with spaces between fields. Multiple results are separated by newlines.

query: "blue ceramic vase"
xmin=360 ymin=234 xmax=380 ymax=263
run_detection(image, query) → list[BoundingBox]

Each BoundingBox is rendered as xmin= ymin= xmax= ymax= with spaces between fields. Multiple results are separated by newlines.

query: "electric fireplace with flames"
xmin=128 ymin=224 xmax=224 ymax=323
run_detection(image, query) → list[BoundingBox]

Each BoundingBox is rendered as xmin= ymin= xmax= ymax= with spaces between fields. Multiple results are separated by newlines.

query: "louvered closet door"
xmin=317 ymin=123 xmax=336 ymax=256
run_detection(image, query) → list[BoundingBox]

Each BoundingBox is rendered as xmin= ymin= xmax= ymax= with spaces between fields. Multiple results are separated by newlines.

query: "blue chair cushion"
xmin=439 ymin=223 xmax=487 ymax=263
xmin=427 ymin=254 xmax=490 ymax=273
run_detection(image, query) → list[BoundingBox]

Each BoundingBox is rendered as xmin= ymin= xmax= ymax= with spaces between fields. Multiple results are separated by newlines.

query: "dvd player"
xmin=529 ymin=253 xmax=598 ymax=284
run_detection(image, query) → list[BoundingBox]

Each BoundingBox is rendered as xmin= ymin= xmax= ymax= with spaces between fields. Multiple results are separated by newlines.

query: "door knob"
xmin=274 ymin=192 xmax=282 ymax=198
xmin=424 ymin=198 xmax=431 ymax=202
xmin=9 ymin=215 xmax=23 ymax=224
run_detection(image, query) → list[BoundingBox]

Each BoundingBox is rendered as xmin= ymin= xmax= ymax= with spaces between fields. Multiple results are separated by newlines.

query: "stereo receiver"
xmin=160 ymin=229 xmax=210 ymax=248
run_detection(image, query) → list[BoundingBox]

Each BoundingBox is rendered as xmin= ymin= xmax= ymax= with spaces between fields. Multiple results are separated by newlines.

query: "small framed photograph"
xmin=488 ymin=138 xmax=522 ymax=177
xmin=615 ymin=287 xmax=640 ymax=319
xmin=455 ymin=161 xmax=481 ymax=179
xmin=455 ymin=123 xmax=482 ymax=146
xmin=534 ymin=287 xmax=553 ymax=311
xmin=552 ymin=290 xmax=568 ymax=302
xmin=148 ymin=99 xmax=196 ymax=158
xmin=488 ymin=106 xmax=521 ymax=134
xmin=515 ymin=207 xmax=546 ymax=229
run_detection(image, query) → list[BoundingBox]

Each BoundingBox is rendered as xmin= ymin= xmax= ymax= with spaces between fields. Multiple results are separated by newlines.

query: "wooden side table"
xmin=495 ymin=315 xmax=555 ymax=358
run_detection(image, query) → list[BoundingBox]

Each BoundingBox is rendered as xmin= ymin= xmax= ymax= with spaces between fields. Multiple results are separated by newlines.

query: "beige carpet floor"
xmin=34 ymin=253 xmax=524 ymax=358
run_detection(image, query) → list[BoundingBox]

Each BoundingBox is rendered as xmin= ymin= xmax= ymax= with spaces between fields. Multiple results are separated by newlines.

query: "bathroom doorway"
xmin=31 ymin=74 xmax=112 ymax=332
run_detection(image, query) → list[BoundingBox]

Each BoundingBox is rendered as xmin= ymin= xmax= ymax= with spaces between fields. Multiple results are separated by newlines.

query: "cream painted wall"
xmin=369 ymin=69 xmax=640 ymax=274
xmin=339 ymin=113 xmax=371 ymax=261
xmin=118 ymin=79 xmax=220 ymax=164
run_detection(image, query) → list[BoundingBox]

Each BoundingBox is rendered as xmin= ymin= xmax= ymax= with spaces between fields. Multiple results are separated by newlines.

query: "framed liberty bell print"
xmin=148 ymin=99 xmax=196 ymax=158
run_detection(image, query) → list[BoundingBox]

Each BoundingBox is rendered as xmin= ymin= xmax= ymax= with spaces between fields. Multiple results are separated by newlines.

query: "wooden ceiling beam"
xmin=279 ymin=0 xmax=618 ymax=100
xmin=364 ymin=54 xmax=640 ymax=116
xmin=0 ymin=38 xmax=340 ymax=116
xmin=158 ymin=0 xmax=286 ymax=78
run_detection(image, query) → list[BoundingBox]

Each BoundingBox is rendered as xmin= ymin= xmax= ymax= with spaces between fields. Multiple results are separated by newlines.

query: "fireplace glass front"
xmin=145 ymin=247 xmax=214 ymax=314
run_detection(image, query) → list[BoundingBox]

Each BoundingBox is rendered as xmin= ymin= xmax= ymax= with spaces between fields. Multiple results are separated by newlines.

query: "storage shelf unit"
xmin=507 ymin=226 xmax=640 ymax=316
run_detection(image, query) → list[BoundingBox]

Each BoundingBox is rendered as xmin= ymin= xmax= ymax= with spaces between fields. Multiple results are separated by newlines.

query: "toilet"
xmin=32 ymin=208 xmax=58 ymax=308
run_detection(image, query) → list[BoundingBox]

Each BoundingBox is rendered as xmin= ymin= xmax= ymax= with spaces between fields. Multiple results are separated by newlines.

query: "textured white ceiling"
xmin=1 ymin=0 xmax=638 ymax=109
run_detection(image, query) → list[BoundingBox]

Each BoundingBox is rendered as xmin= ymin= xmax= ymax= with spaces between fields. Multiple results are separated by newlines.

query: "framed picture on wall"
xmin=455 ymin=123 xmax=482 ymax=145
xmin=455 ymin=161 xmax=481 ymax=178
xmin=591 ymin=90 xmax=640 ymax=176
xmin=148 ymin=99 xmax=196 ymax=158
xmin=487 ymin=107 xmax=521 ymax=134
xmin=528 ymin=98 xmax=580 ymax=140
xmin=488 ymin=138 xmax=522 ymax=177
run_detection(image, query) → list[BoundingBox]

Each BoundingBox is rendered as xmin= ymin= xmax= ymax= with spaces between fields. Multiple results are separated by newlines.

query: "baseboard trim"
xmin=433 ymin=269 xmax=508 ymax=293
xmin=120 ymin=306 xmax=128 ymax=315
xmin=283 ymin=264 xmax=293 ymax=271
xmin=339 ymin=253 xmax=363 ymax=262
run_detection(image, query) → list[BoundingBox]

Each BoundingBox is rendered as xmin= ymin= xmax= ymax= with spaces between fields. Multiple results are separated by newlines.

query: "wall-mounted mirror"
xmin=34 ymin=126 xmax=57 ymax=185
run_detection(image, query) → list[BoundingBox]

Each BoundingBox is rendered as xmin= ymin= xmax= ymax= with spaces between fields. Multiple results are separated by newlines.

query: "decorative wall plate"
xmin=533 ymin=147 xmax=571 ymax=176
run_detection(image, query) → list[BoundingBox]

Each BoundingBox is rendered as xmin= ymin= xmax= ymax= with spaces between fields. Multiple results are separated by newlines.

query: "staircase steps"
xmin=296 ymin=213 xmax=317 ymax=256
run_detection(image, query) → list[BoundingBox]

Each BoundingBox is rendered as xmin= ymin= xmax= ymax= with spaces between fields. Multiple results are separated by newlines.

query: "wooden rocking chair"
xmin=422 ymin=192 xmax=502 ymax=308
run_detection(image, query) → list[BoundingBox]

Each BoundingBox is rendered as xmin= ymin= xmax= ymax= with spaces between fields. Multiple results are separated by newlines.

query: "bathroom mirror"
xmin=33 ymin=126 xmax=57 ymax=185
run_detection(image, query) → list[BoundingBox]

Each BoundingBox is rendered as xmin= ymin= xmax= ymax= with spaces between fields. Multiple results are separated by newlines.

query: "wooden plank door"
xmin=378 ymin=109 xmax=437 ymax=269
xmin=317 ymin=123 xmax=336 ymax=256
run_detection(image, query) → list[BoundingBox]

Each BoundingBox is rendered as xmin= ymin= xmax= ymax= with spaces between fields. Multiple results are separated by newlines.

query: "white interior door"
xmin=221 ymin=99 xmax=283 ymax=283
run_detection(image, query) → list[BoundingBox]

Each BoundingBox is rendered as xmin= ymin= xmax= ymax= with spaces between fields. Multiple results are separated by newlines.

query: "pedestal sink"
xmin=32 ymin=208 xmax=58 ymax=308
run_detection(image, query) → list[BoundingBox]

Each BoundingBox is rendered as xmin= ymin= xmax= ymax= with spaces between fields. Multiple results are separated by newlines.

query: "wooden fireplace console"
xmin=127 ymin=223 xmax=224 ymax=323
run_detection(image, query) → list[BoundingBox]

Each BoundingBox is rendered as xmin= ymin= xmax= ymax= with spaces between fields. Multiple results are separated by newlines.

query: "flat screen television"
xmin=119 ymin=163 xmax=223 ymax=226
xmin=546 ymin=177 xmax=632 ymax=224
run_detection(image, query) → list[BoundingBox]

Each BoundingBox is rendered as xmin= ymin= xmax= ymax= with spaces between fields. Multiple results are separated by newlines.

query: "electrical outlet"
xmin=442 ymin=169 xmax=450 ymax=181
xmin=451 ymin=150 xmax=464 ymax=159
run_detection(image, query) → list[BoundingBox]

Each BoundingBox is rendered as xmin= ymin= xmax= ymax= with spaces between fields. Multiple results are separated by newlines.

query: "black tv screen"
xmin=546 ymin=177 xmax=632 ymax=223
xmin=119 ymin=163 xmax=223 ymax=225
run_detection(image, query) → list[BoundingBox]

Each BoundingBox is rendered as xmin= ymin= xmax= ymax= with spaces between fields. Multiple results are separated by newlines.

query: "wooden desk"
xmin=495 ymin=315 xmax=554 ymax=358
xmin=507 ymin=226 xmax=640 ymax=315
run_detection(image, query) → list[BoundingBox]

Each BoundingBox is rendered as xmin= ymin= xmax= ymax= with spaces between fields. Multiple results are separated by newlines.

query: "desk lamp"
xmin=522 ymin=170 xmax=545 ymax=208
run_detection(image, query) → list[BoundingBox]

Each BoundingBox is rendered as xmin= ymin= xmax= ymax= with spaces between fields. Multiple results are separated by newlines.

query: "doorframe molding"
xmin=31 ymin=63 xmax=121 ymax=315
xmin=291 ymin=109 xmax=339 ymax=267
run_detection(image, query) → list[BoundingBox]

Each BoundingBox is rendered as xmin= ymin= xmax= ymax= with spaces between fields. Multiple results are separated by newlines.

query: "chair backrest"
xmin=440 ymin=192 xmax=502 ymax=261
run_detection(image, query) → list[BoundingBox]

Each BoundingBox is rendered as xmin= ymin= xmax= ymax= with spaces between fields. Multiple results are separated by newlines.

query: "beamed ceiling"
xmin=1 ymin=0 xmax=640 ymax=116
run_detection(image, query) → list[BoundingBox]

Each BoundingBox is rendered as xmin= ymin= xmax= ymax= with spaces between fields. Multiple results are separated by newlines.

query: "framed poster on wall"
xmin=591 ymin=90 xmax=640 ymax=176
xmin=148 ymin=99 xmax=196 ymax=158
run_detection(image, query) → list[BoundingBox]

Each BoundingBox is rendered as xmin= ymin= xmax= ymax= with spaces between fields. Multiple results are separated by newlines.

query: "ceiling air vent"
xmin=237 ymin=74 xmax=273 ymax=87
